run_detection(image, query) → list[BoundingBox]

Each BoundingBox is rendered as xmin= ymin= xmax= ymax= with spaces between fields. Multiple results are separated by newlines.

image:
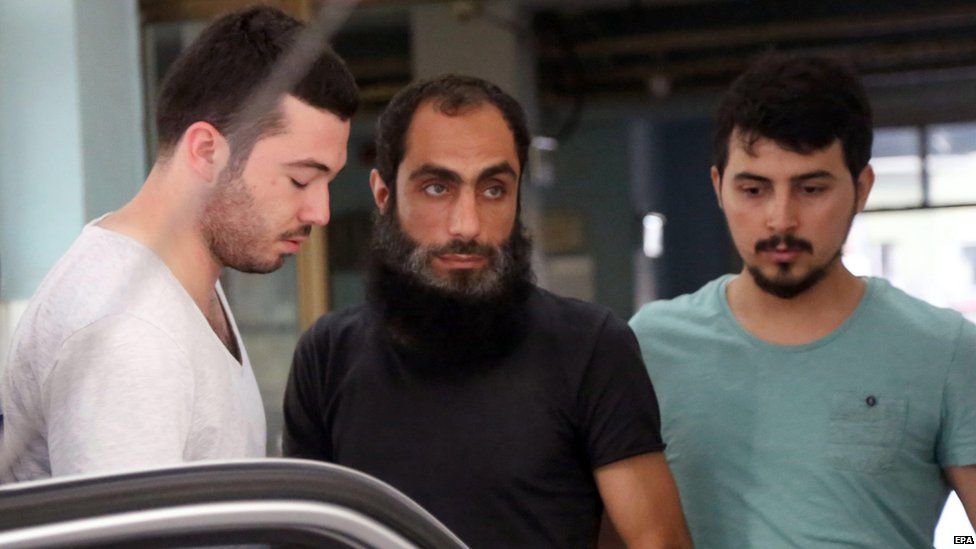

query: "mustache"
xmin=281 ymin=225 xmax=312 ymax=240
xmin=427 ymin=239 xmax=498 ymax=258
xmin=755 ymin=234 xmax=813 ymax=253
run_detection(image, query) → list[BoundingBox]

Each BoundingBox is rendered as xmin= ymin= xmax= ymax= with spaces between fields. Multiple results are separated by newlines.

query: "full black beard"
xmin=367 ymin=208 xmax=535 ymax=368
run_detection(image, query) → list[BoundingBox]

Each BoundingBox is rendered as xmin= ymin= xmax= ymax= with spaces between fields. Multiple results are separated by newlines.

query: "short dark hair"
xmin=713 ymin=53 xmax=873 ymax=181
xmin=155 ymin=5 xmax=359 ymax=161
xmin=374 ymin=74 xmax=530 ymax=194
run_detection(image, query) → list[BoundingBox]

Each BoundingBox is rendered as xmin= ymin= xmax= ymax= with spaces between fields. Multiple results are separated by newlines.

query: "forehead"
xmin=726 ymin=130 xmax=847 ymax=175
xmin=259 ymin=95 xmax=350 ymax=161
xmin=401 ymin=101 xmax=519 ymax=174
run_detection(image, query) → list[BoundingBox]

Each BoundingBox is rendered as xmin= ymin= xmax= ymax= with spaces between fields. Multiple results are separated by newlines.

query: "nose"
xmin=765 ymin=191 xmax=798 ymax=233
xmin=448 ymin=187 xmax=480 ymax=240
xmin=298 ymin=182 xmax=330 ymax=227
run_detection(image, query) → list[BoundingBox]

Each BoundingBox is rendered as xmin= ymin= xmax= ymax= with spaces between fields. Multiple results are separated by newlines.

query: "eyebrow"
xmin=732 ymin=172 xmax=772 ymax=184
xmin=408 ymin=164 xmax=461 ymax=183
xmin=407 ymin=162 xmax=518 ymax=183
xmin=790 ymin=170 xmax=835 ymax=183
xmin=285 ymin=159 xmax=331 ymax=173
xmin=732 ymin=170 xmax=836 ymax=184
xmin=478 ymin=162 xmax=518 ymax=181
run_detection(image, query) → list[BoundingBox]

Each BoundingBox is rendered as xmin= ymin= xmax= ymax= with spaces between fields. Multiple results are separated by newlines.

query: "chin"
xmin=439 ymin=266 xmax=485 ymax=278
xmin=233 ymin=256 xmax=285 ymax=274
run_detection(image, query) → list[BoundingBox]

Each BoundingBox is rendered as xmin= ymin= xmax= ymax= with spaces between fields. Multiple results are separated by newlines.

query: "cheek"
xmin=817 ymin=221 xmax=853 ymax=254
xmin=481 ymin=204 xmax=516 ymax=243
xmin=396 ymin=202 xmax=443 ymax=240
xmin=811 ymin=204 xmax=854 ymax=245
xmin=251 ymin=188 xmax=283 ymax=217
xmin=724 ymin=209 xmax=759 ymax=246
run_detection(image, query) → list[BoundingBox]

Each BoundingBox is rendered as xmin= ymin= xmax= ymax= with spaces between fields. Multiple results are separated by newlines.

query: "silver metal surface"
xmin=0 ymin=499 xmax=416 ymax=549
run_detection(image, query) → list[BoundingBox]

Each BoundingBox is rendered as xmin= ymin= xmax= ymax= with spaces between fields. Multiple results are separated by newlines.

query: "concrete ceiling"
xmin=141 ymin=0 xmax=976 ymax=107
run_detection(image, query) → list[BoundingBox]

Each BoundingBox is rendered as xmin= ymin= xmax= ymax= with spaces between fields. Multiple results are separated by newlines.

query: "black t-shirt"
xmin=283 ymin=287 xmax=664 ymax=548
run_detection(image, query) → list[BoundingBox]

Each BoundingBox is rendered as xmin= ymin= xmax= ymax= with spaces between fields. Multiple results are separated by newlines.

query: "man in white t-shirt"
xmin=0 ymin=6 xmax=358 ymax=481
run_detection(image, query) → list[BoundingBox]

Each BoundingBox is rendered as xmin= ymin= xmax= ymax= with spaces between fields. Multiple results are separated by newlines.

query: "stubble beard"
xmin=201 ymin=168 xmax=287 ymax=274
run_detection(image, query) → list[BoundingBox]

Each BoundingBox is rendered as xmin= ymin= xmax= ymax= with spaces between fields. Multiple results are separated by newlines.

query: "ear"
xmin=710 ymin=166 xmax=724 ymax=210
xmin=369 ymin=169 xmax=391 ymax=213
xmin=181 ymin=121 xmax=230 ymax=183
xmin=854 ymin=164 xmax=875 ymax=213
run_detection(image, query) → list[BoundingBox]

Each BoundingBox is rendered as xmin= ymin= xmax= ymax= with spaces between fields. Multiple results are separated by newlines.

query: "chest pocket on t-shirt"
xmin=827 ymin=391 xmax=908 ymax=474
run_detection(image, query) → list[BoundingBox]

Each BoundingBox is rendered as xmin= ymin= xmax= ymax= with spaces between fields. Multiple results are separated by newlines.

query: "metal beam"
xmin=579 ymin=37 xmax=976 ymax=86
xmin=569 ymin=4 xmax=976 ymax=57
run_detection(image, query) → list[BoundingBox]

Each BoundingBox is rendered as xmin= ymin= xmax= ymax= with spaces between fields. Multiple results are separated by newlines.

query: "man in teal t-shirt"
xmin=630 ymin=53 xmax=976 ymax=548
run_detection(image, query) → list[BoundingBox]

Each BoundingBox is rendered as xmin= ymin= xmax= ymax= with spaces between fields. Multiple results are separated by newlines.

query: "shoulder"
xmin=296 ymin=304 xmax=373 ymax=357
xmin=629 ymin=276 xmax=729 ymax=334
xmin=18 ymin=228 xmax=183 ymax=343
xmin=867 ymin=277 xmax=969 ymax=344
xmin=527 ymin=286 xmax=617 ymax=333
xmin=302 ymin=303 xmax=372 ymax=340
xmin=523 ymin=288 xmax=645 ymax=375
xmin=46 ymin=313 xmax=190 ymax=389
xmin=60 ymin=313 xmax=186 ymax=360
xmin=33 ymin=226 xmax=153 ymax=297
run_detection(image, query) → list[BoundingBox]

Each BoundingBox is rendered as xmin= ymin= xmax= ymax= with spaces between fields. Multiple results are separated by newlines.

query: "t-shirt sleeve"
xmin=282 ymin=325 xmax=332 ymax=460
xmin=44 ymin=314 xmax=193 ymax=477
xmin=938 ymin=318 xmax=976 ymax=467
xmin=580 ymin=313 xmax=666 ymax=469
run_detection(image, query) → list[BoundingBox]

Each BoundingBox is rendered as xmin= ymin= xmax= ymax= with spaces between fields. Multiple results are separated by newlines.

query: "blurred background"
xmin=2 ymin=0 xmax=975 ymax=544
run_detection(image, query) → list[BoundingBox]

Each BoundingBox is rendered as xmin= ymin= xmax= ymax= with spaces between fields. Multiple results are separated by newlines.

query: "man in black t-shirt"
xmin=283 ymin=75 xmax=690 ymax=548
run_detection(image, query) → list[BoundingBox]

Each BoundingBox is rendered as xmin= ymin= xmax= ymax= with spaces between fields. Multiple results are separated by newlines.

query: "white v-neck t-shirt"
xmin=0 ymin=221 xmax=266 ymax=481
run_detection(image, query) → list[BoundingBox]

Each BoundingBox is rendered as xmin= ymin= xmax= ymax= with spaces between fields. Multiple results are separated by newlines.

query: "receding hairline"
xmin=402 ymin=99 xmax=520 ymax=162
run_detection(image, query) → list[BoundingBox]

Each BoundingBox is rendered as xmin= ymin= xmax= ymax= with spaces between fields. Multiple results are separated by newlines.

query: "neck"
xmin=97 ymin=162 xmax=222 ymax=314
xmin=726 ymin=259 xmax=866 ymax=345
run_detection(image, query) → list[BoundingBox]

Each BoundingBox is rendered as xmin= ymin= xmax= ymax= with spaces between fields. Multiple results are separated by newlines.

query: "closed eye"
xmin=290 ymin=178 xmax=309 ymax=189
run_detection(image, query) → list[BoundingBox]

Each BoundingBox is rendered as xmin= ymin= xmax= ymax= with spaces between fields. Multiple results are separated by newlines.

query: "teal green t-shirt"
xmin=629 ymin=275 xmax=976 ymax=548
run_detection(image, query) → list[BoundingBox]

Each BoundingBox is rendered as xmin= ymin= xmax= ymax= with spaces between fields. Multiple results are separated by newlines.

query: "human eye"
xmin=422 ymin=182 xmax=448 ymax=196
xmin=483 ymin=184 xmax=506 ymax=199
xmin=739 ymin=184 xmax=764 ymax=197
xmin=800 ymin=184 xmax=826 ymax=195
xmin=290 ymin=177 xmax=309 ymax=189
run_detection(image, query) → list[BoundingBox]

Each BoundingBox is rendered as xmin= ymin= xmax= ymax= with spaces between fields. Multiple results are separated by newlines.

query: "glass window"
xmin=845 ymin=206 xmax=976 ymax=323
xmin=927 ymin=122 xmax=976 ymax=206
xmin=866 ymin=127 xmax=923 ymax=210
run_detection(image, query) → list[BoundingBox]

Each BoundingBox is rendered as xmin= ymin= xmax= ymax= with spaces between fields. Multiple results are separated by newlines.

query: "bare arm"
xmin=595 ymin=452 xmax=692 ymax=549
xmin=946 ymin=465 xmax=976 ymax=528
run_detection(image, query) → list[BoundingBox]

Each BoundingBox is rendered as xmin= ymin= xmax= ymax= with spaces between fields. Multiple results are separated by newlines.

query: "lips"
xmin=755 ymin=234 xmax=813 ymax=264
xmin=765 ymin=248 xmax=801 ymax=262
xmin=435 ymin=253 xmax=487 ymax=269
xmin=281 ymin=237 xmax=305 ymax=253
